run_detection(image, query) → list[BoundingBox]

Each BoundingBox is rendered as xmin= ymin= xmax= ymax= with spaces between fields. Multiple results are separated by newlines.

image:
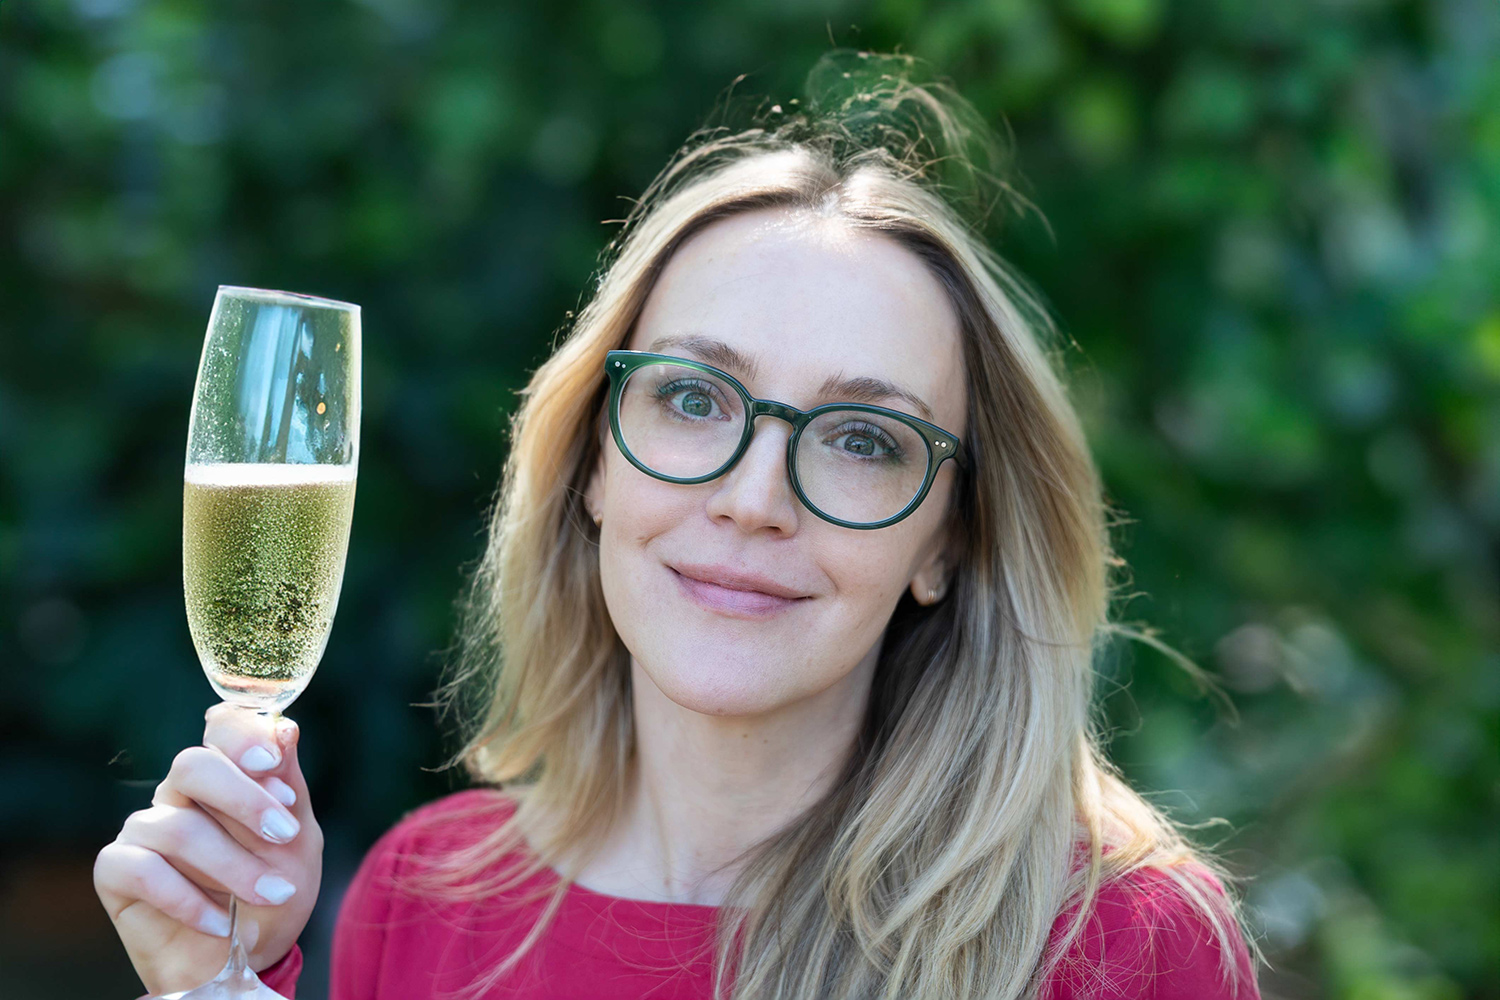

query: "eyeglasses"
xmin=603 ymin=350 xmax=968 ymax=529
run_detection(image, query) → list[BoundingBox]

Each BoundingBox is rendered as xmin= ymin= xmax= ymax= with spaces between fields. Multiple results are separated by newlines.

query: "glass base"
xmin=156 ymin=965 xmax=286 ymax=999
xmin=149 ymin=895 xmax=286 ymax=999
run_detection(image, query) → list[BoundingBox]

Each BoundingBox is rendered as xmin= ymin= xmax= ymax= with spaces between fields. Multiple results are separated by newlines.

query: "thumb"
xmin=268 ymin=717 xmax=309 ymax=807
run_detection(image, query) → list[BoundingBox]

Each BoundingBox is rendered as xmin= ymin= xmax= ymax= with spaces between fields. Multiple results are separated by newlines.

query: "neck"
xmin=575 ymin=652 xmax=877 ymax=906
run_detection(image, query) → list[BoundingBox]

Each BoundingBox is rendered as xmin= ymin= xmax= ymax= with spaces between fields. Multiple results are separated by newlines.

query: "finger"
xmin=262 ymin=775 xmax=297 ymax=808
xmin=270 ymin=717 xmax=309 ymax=805
xmin=95 ymin=841 xmax=233 ymax=938
xmin=118 ymin=806 xmax=299 ymax=907
xmin=203 ymin=703 xmax=286 ymax=775
xmin=155 ymin=745 xmax=301 ymax=845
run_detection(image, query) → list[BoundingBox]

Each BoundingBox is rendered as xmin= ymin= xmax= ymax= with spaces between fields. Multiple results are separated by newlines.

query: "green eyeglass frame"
xmin=603 ymin=350 xmax=969 ymax=530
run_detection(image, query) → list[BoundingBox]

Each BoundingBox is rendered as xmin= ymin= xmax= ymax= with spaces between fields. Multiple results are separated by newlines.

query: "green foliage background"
xmin=1 ymin=0 xmax=1495 ymax=997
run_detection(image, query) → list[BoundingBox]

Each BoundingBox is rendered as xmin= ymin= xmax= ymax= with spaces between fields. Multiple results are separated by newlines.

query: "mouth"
xmin=668 ymin=564 xmax=811 ymax=619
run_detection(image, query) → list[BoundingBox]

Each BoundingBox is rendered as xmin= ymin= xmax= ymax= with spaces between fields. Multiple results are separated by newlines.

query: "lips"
xmin=668 ymin=562 xmax=810 ymax=618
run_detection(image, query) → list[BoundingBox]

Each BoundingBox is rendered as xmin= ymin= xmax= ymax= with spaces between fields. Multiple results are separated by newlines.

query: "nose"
xmin=702 ymin=415 xmax=802 ymax=534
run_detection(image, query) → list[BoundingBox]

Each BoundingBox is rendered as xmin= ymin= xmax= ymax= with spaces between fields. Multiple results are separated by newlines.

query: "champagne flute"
xmin=165 ymin=286 xmax=360 ymax=999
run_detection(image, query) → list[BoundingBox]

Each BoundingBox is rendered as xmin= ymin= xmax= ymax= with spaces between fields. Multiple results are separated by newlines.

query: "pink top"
xmin=258 ymin=790 xmax=1259 ymax=999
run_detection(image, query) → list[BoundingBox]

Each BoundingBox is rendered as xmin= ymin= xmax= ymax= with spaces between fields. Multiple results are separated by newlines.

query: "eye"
xmin=654 ymin=378 xmax=730 ymax=421
xmin=823 ymin=421 xmax=906 ymax=462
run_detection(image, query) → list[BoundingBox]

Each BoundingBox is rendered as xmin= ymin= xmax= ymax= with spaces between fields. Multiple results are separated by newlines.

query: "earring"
xmin=927 ymin=587 xmax=938 ymax=603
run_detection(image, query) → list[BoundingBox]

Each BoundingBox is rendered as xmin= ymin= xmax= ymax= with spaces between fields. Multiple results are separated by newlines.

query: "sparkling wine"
xmin=183 ymin=462 xmax=356 ymax=711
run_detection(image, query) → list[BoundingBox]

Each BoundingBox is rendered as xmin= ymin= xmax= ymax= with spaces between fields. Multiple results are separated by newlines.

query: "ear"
xmin=909 ymin=531 xmax=953 ymax=606
xmin=583 ymin=413 xmax=609 ymax=526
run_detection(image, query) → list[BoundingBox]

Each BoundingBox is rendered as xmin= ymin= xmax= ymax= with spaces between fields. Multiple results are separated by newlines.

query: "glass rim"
xmin=216 ymin=285 xmax=361 ymax=313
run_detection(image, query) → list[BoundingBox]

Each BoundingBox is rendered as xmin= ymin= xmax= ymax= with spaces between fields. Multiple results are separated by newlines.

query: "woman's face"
xmin=586 ymin=206 xmax=967 ymax=720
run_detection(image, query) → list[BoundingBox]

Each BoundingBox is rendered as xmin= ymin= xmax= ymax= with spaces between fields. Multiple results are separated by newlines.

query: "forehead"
xmin=627 ymin=207 xmax=967 ymax=432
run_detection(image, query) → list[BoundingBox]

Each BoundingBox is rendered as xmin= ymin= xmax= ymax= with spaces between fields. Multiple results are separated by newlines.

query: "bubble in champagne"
xmin=183 ymin=463 xmax=356 ymax=712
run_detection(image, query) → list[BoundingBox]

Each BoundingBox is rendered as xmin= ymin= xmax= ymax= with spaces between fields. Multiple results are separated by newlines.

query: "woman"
xmin=95 ymin=53 xmax=1263 ymax=1000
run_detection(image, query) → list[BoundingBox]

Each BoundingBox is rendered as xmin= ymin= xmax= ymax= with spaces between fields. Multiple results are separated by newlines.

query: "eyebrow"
xmin=645 ymin=334 xmax=937 ymax=422
xmin=647 ymin=334 xmax=761 ymax=383
xmin=818 ymin=373 xmax=937 ymax=423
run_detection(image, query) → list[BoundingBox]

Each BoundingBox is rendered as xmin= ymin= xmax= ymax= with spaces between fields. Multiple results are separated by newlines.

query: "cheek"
xmin=595 ymin=468 xmax=688 ymax=634
xmin=833 ymin=555 xmax=920 ymax=633
xmin=600 ymin=462 xmax=694 ymax=549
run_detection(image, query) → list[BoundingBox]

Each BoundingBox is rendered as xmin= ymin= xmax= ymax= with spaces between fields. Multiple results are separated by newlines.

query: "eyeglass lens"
xmin=616 ymin=362 xmax=930 ymax=524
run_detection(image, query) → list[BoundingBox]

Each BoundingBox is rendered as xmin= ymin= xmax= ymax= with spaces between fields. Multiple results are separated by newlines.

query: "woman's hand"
xmin=94 ymin=704 xmax=323 ymax=996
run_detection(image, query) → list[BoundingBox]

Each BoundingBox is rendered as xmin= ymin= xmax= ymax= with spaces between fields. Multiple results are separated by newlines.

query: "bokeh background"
xmin=2 ymin=0 xmax=1496 ymax=997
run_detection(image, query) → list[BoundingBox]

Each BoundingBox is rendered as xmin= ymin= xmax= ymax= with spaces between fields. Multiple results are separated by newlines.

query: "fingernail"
xmin=240 ymin=746 xmax=279 ymax=772
xmin=260 ymin=808 xmax=300 ymax=843
xmin=265 ymin=777 xmax=297 ymax=807
xmin=199 ymin=909 xmax=231 ymax=938
xmin=240 ymin=916 xmax=260 ymax=952
xmin=254 ymin=874 xmax=297 ymax=905
xmin=275 ymin=718 xmax=299 ymax=746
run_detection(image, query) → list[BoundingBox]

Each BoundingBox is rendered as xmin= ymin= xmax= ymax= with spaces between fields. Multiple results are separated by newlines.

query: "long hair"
xmin=429 ymin=50 xmax=1263 ymax=1000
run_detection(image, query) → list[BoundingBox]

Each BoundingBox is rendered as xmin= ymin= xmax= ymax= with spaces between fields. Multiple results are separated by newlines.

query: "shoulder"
xmin=339 ymin=787 xmax=525 ymax=913
xmin=368 ymin=787 xmax=520 ymax=861
xmin=329 ymin=791 xmax=532 ymax=996
xmin=1042 ymin=863 xmax=1260 ymax=1000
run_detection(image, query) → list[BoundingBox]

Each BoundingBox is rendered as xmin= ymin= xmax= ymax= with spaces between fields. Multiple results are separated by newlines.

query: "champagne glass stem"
xmin=222 ymin=896 xmax=255 ymax=987
xmin=161 ymin=896 xmax=272 ymax=997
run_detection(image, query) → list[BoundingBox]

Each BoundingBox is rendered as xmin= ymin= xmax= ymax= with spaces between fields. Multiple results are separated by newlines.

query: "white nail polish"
xmin=199 ymin=909 xmax=231 ymax=938
xmin=265 ymin=777 xmax=297 ymax=807
xmin=255 ymin=874 xmax=297 ymax=905
xmin=260 ymin=808 xmax=300 ymax=843
xmin=240 ymin=746 xmax=279 ymax=772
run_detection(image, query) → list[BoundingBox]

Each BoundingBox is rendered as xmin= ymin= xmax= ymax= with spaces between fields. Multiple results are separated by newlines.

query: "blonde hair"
xmin=431 ymin=50 xmax=1263 ymax=1000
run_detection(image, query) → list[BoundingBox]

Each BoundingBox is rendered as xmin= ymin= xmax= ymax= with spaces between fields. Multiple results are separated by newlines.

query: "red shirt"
xmin=259 ymin=790 xmax=1259 ymax=999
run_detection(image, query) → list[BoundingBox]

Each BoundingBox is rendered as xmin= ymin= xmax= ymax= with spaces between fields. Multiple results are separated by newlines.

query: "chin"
xmin=642 ymin=657 xmax=797 ymax=718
